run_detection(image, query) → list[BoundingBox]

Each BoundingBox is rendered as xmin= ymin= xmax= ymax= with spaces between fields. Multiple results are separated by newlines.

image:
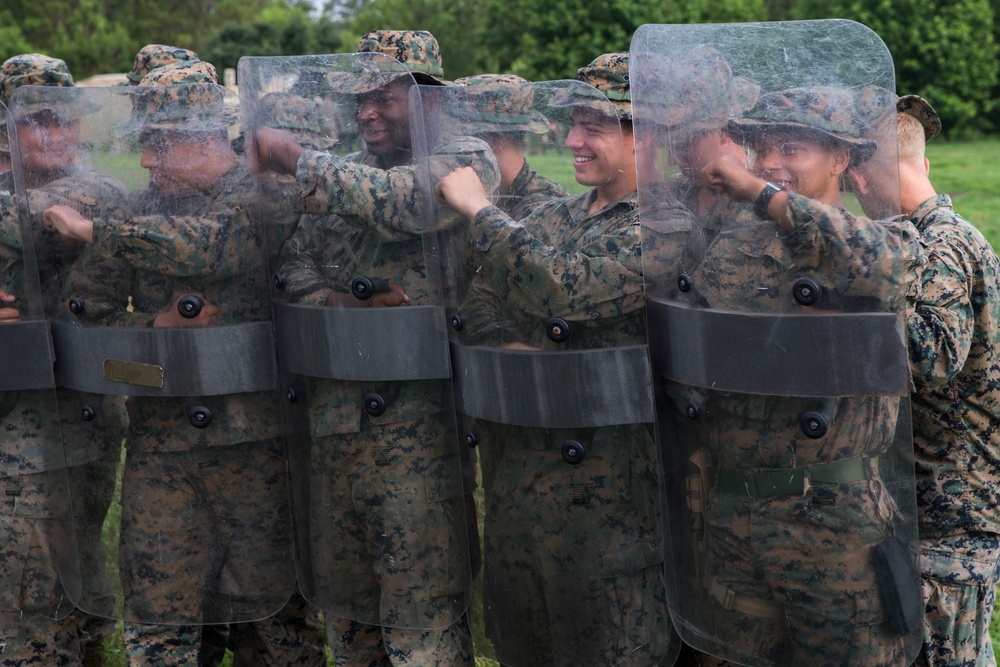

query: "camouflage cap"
xmin=258 ymin=92 xmax=337 ymax=150
xmin=897 ymin=94 xmax=940 ymax=143
xmin=327 ymin=29 xmax=447 ymax=95
xmin=127 ymin=44 xmax=199 ymax=84
xmin=728 ymin=86 xmax=877 ymax=166
xmin=575 ymin=52 xmax=631 ymax=120
xmin=0 ymin=53 xmax=74 ymax=107
xmin=453 ymin=74 xmax=550 ymax=134
xmin=641 ymin=47 xmax=759 ymax=136
xmin=130 ymin=61 xmax=229 ymax=134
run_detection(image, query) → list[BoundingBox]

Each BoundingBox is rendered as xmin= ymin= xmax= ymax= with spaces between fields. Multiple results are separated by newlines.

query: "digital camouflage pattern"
xmin=905 ymin=194 xmax=1000 ymax=667
xmin=668 ymin=187 xmax=923 ymax=665
xmin=0 ymin=54 xmax=73 ymax=107
xmin=456 ymin=183 xmax=691 ymax=666
xmin=916 ymin=533 xmax=1000 ymax=667
xmin=897 ymin=94 xmax=942 ymax=143
xmin=326 ymin=30 xmax=448 ymax=94
xmin=453 ymin=74 xmax=552 ymax=135
xmin=492 ymin=158 xmax=567 ymax=222
xmin=576 ymin=52 xmax=631 ymax=120
xmin=728 ymin=86 xmax=877 ymax=166
xmin=292 ymin=136 xmax=498 ymax=236
xmin=127 ymin=44 xmax=199 ymax=84
xmin=258 ymin=92 xmax=337 ymax=151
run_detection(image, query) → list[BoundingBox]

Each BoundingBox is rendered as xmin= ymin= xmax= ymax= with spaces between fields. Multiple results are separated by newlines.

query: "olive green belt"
xmin=716 ymin=455 xmax=877 ymax=498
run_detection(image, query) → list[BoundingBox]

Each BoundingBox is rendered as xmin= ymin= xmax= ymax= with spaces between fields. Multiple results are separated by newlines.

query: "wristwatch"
xmin=753 ymin=181 xmax=785 ymax=220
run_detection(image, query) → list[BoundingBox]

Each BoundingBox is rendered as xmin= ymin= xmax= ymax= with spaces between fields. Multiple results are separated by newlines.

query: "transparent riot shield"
xmin=239 ymin=53 xmax=476 ymax=635
xmin=632 ymin=21 xmax=921 ymax=666
xmin=11 ymin=82 xmax=295 ymax=625
xmin=0 ymin=100 xmax=75 ymax=622
xmin=418 ymin=78 xmax=684 ymax=667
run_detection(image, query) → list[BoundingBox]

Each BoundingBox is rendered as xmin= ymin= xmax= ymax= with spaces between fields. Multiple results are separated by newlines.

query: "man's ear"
xmin=846 ymin=167 xmax=869 ymax=195
xmin=830 ymin=145 xmax=851 ymax=176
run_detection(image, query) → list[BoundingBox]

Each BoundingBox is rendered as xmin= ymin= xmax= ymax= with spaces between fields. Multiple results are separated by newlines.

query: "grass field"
xmin=91 ymin=138 xmax=1000 ymax=664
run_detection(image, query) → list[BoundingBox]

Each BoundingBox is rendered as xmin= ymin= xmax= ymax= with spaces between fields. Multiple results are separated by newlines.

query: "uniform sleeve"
xmin=906 ymin=224 xmax=976 ymax=387
xmin=275 ymin=213 xmax=357 ymax=306
xmin=781 ymin=193 xmax=923 ymax=306
xmin=89 ymin=208 xmax=264 ymax=279
xmin=466 ymin=201 xmax=646 ymax=322
xmin=294 ymin=137 xmax=500 ymax=241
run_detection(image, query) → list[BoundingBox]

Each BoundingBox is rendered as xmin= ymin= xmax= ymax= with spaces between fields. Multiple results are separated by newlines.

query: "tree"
xmin=474 ymin=0 xmax=766 ymax=81
xmin=798 ymin=0 xmax=999 ymax=137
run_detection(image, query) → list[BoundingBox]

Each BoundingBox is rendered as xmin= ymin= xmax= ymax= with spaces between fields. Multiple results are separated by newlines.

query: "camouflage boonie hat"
xmin=0 ymin=54 xmax=89 ymax=154
xmin=127 ymin=44 xmax=199 ymax=84
xmin=728 ymin=86 xmax=877 ymax=166
xmin=897 ymin=94 xmax=940 ymax=143
xmin=129 ymin=61 xmax=229 ymax=134
xmin=574 ymin=52 xmax=631 ymax=120
xmin=258 ymin=92 xmax=337 ymax=150
xmin=453 ymin=74 xmax=550 ymax=134
xmin=643 ymin=47 xmax=759 ymax=136
xmin=327 ymin=29 xmax=447 ymax=95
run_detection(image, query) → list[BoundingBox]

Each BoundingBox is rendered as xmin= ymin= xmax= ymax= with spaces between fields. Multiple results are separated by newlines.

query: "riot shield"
xmin=239 ymin=53 xmax=475 ymax=635
xmin=631 ymin=21 xmax=921 ymax=666
xmin=12 ymin=82 xmax=296 ymax=624
xmin=0 ymin=99 xmax=75 ymax=622
xmin=420 ymin=78 xmax=684 ymax=667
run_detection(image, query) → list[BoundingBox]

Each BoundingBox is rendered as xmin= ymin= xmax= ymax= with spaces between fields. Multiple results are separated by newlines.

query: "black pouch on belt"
xmin=871 ymin=534 xmax=922 ymax=635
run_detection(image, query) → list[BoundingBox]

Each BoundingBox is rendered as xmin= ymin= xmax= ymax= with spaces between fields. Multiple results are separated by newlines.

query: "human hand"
xmin=43 ymin=205 xmax=94 ymax=243
xmin=436 ymin=166 xmax=492 ymax=220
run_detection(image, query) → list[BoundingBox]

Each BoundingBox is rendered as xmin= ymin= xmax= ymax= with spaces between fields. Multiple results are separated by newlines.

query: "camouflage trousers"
xmin=482 ymin=423 xmax=677 ymax=667
xmin=118 ymin=440 xmax=297 ymax=637
xmin=308 ymin=412 xmax=472 ymax=666
xmin=703 ymin=477 xmax=912 ymax=667
xmin=914 ymin=532 xmax=1000 ymax=667
xmin=125 ymin=592 xmax=326 ymax=667
xmin=0 ymin=464 xmax=115 ymax=666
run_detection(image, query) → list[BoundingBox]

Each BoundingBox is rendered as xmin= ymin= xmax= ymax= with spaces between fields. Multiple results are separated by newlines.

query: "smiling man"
xmin=436 ymin=53 xmax=692 ymax=667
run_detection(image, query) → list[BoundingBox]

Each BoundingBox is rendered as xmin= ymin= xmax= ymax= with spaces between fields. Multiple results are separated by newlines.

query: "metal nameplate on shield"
xmin=103 ymin=359 xmax=165 ymax=389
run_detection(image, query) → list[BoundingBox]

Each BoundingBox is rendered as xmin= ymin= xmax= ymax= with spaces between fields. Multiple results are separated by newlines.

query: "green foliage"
xmin=798 ymin=0 xmax=999 ymax=137
xmin=475 ymin=0 xmax=767 ymax=81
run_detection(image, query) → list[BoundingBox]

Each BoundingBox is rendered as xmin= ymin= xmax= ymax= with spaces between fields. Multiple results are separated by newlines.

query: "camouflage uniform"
xmin=899 ymin=97 xmax=1000 ymax=667
xmin=673 ymin=88 xmax=923 ymax=666
xmin=0 ymin=54 xmax=125 ymax=667
xmin=274 ymin=31 xmax=496 ymax=666
xmin=451 ymin=54 xmax=683 ymax=667
xmin=126 ymin=44 xmax=199 ymax=85
xmin=60 ymin=63 xmax=322 ymax=667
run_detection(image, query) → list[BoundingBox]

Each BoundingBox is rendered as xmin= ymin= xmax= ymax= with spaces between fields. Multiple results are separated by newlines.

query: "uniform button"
xmin=800 ymin=411 xmax=829 ymax=439
xmin=351 ymin=275 xmax=375 ymax=300
xmin=177 ymin=295 xmax=203 ymax=318
xmin=546 ymin=317 xmax=570 ymax=343
xmin=677 ymin=272 xmax=693 ymax=293
xmin=792 ymin=277 xmax=822 ymax=306
xmin=561 ymin=440 xmax=585 ymax=465
xmin=189 ymin=406 xmax=213 ymax=428
xmin=364 ymin=392 xmax=386 ymax=417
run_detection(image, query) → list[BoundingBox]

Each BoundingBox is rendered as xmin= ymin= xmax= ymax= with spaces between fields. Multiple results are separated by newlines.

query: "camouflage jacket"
xmin=65 ymin=162 xmax=281 ymax=452
xmin=1 ymin=166 xmax=127 ymax=474
xmin=907 ymin=194 xmax=1000 ymax=537
xmin=278 ymin=150 xmax=460 ymax=437
xmin=680 ymin=193 xmax=923 ymax=469
xmin=293 ymin=136 xmax=499 ymax=240
xmin=460 ymin=183 xmax=698 ymax=350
